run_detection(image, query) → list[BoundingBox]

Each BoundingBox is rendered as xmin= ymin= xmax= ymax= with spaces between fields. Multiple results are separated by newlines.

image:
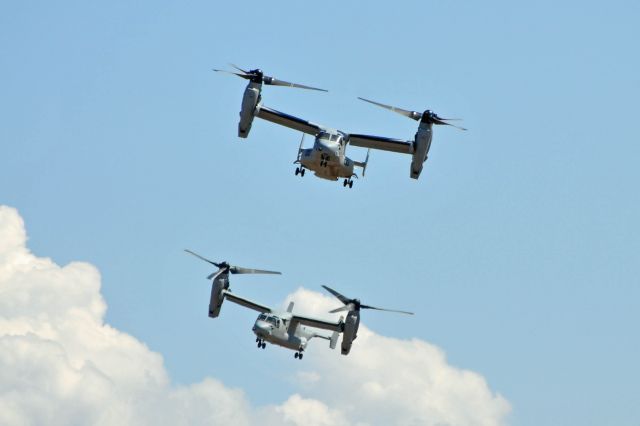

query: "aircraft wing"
xmin=290 ymin=314 xmax=343 ymax=333
xmin=347 ymin=133 xmax=414 ymax=154
xmin=223 ymin=291 xmax=272 ymax=314
xmin=255 ymin=105 xmax=323 ymax=136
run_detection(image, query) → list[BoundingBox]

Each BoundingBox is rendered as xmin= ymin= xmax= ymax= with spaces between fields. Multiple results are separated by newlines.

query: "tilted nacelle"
xmin=238 ymin=82 xmax=262 ymax=138
xmin=340 ymin=311 xmax=360 ymax=355
xmin=208 ymin=274 xmax=229 ymax=318
xmin=409 ymin=121 xmax=433 ymax=180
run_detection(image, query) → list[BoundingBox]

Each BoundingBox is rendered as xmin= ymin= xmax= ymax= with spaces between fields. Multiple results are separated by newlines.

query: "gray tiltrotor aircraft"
xmin=214 ymin=64 xmax=465 ymax=186
xmin=185 ymin=249 xmax=413 ymax=359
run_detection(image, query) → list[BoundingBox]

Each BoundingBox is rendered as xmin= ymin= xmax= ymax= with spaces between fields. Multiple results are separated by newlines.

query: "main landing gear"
xmin=294 ymin=350 xmax=304 ymax=360
xmin=343 ymin=178 xmax=354 ymax=188
xmin=295 ymin=167 xmax=306 ymax=177
xmin=255 ymin=337 xmax=266 ymax=349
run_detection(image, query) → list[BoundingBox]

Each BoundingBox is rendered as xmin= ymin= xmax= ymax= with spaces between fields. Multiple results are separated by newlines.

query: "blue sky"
xmin=1 ymin=1 xmax=639 ymax=424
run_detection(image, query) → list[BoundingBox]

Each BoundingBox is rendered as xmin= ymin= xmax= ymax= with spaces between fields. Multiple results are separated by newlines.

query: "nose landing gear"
xmin=295 ymin=167 xmax=306 ymax=177
xmin=294 ymin=350 xmax=304 ymax=360
xmin=256 ymin=338 xmax=266 ymax=349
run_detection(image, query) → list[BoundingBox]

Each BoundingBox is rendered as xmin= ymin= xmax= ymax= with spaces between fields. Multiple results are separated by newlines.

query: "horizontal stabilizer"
xmin=353 ymin=149 xmax=371 ymax=177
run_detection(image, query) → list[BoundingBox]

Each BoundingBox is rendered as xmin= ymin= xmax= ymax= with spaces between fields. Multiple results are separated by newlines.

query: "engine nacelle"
xmin=208 ymin=274 xmax=229 ymax=318
xmin=340 ymin=311 xmax=360 ymax=355
xmin=238 ymin=82 xmax=262 ymax=138
xmin=409 ymin=122 xmax=433 ymax=179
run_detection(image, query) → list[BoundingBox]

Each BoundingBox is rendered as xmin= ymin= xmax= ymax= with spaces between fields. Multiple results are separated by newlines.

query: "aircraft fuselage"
xmin=297 ymin=132 xmax=356 ymax=181
xmin=252 ymin=312 xmax=322 ymax=352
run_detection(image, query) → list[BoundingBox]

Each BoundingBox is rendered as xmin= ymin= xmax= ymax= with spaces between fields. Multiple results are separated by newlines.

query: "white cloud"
xmin=274 ymin=394 xmax=350 ymax=426
xmin=0 ymin=205 xmax=510 ymax=426
xmin=284 ymin=289 xmax=511 ymax=426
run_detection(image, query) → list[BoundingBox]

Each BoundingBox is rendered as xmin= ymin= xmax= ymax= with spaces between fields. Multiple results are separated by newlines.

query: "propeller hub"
xmin=321 ymin=285 xmax=414 ymax=316
xmin=421 ymin=110 xmax=437 ymax=124
xmin=214 ymin=65 xmax=327 ymax=92
xmin=248 ymin=69 xmax=264 ymax=83
xmin=184 ymin=249 xmax=282 ymax=277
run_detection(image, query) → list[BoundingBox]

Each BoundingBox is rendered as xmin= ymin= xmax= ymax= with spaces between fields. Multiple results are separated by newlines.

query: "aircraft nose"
xmin=320 ymin=139 xmax=333 ymax=150
xmin=252 ymin=321 xmax=272 ymax=338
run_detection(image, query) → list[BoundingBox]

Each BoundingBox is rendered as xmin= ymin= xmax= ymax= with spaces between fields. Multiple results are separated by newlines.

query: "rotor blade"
xmin=446 ymin=122 xmax=467 ymax=131
xmin=184 ymin=249 xmax=221 ymax=267
xmin=212 ymin=69 xmax=250 ymax=79
xmin=360 ymin=304 xmax=414 ymax=315
xmin=357 ymin=97 xmax=422 ymax=121
xmin=229 ymin=63 xmax=250 ymax=74
xmin=230 ymin=266 xmax=282 ymax=275
xmin=432 ymin=118 xmax=467 ymax=131
xmin=329 ymin=304 xmax=354 ymax=314
xmin=207 ymin=269 xmax=225 ymax=281
xmin=263 ymin=76 xmax=328 ymax=92
xmin=321 ymin=285 xmax=352 ymax=305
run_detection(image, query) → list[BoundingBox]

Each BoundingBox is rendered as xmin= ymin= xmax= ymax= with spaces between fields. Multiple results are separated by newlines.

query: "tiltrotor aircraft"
xmin=214 ymin=64 xmax=465 ymax=187
xmin=185 ymin=249 xmax=413 ymax=359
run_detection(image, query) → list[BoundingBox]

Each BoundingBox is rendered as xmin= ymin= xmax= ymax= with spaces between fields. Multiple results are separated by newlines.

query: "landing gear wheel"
xmin=257 ymin=341 xmax=261 ymax=348
xmin=343 ymin=179 xmax=348 ymax=187
xmin=301 ymin=169 xmax=305 ymax=177
xmin=349 ymin=180 xmax=353 ymax=188
xmin=261 ymin=342 xmax=266 ymax=349
xmin=294 ymin=352 xmax=299 ymax=359
xmin=295 ymin=167 xmax=300 ymax=176
xmin=298 ymin=353 xmax=303 ymax=360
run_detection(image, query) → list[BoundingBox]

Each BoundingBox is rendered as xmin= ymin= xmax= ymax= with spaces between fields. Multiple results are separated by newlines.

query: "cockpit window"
xmin=266 ymin=316 xmax=278 ymax=326
xmin=258 ymin=314 xmax=267 ymax=321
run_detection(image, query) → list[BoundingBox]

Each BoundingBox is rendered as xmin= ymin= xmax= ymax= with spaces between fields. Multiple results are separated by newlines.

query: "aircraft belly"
xmin=313 ymin=170 xmax=339 ymax=181
xmin=301 ymin=152 xmax=352 ymax=181
xmin=301 ymin=158 xmax=339 ymax=181
xmin=264 ymin=334 xmax=303 ymax=350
